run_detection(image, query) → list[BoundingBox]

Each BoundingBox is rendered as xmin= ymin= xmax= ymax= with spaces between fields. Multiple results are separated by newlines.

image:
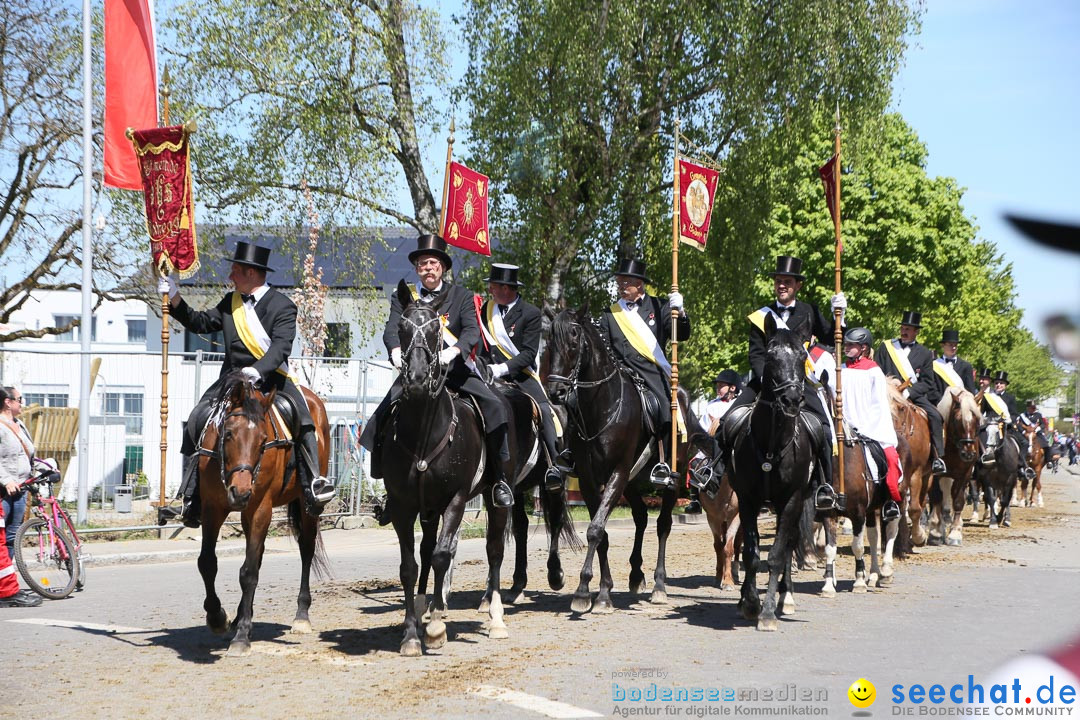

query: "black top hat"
xmin=230 ymin=242 xmax=274 ymax=272
xmin=613 ymin=258 xmax=650 ymax=283
xmin=900 ymin=310 xmax=922 ymax=328
xmin=715 ymin=369 xmax=742 ymax=387
xmin=768 ymin=255 xmax=805 ymax=281
xmin=1026 ymin=398 xmax=1037 ymax=406
xmin=992 ymin=370 xmax=1009 ymax=384
xmin=978 ymin=367 xmax=992 ymax=379
xmin=408 ymin=234 xmax=453 ymax=270
xmin=484 ymin=263 xmax=524 ymax=287
xmin=941 ymin=329 xmax=960 ymax=344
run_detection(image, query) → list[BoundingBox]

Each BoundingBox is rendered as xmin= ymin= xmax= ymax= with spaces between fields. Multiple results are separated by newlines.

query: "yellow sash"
xmin=883 ymin=340 xmax=915 ymax=384
xmin=932 ymin=359 xmax=964 ymax=389
xmin=610 ymin=302 xmax=685 ymax=439
xmin=230 ymin=291 xmax=294 ymax=380
xmin=748 ymin=307 xmax=819 ymax=384
xmin=984 ymin=392 xmax=1008 ymax=417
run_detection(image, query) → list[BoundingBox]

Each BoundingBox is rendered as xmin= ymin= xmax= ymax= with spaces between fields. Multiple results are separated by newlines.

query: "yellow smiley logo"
xmin=848 ymin=678 xmax=876 ymax=709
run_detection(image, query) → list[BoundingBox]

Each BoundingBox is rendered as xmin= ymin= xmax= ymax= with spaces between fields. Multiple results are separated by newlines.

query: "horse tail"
xmin=537 ymin=488 xmax=583 ymax=552
xmin=288 ymin=499 xmax=331 ymax=580
xmin=894 ymin=504 xmax=913 ymax=559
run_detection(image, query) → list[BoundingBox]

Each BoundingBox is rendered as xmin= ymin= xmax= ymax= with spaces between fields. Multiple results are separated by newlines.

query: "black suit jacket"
xmin=479 ymin=298 xmax=542 ymax=381
xmin=874 ymin=339 xmax=940 ymax=405
xmin=748 ymin=300 xmax=835 ymax=388
xmin=382 ymin=280 xmax=480 ymax=382
xmin=932 ymin=356 xmax=978 ymax=395
xmin=172 ymin=288 xmax=296 ymax=388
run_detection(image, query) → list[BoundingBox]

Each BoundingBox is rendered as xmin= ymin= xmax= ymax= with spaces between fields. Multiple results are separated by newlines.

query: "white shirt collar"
xmin=247 ymin=284 xmax=270 ymax=304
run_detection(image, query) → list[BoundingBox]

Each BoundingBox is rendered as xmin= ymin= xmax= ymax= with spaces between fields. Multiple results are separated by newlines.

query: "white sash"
xmin=481 ymin=304 xmax=538 ymax=373
xmin=933 ymin=358 xmax=965 ymax=389
xmin=242 ymin=300 xmax=290 ymax=376
xmin=887 ymin=339 xmax=918 ymax=382
xmin=614 ymin=300 xmax=672 ymax=377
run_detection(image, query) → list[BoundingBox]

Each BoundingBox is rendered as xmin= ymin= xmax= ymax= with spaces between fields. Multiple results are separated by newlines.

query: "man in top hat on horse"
xmin=932 ymin=329 xmax=978 ymax=396
xmin=477 ymin=262 xmax=566 ymax=492
xmin=721 ymin=255 xmax=847 ymax=510
xmin=874 ymin=311 xmax=948 ymax=476
xmin=596 ymin=257 xmax=689 ymax=488
xmin=359 ymin=234 xmax=515 ymax=519
xmin=159 ymin=241 xmax=335 ymax=526
xmin=1018 ymin=399 xmax=1052 ymax=459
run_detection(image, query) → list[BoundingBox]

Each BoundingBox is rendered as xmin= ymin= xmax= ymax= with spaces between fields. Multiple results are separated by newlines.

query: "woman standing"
xmin=0 ymin=386 xmax=34 ymax=557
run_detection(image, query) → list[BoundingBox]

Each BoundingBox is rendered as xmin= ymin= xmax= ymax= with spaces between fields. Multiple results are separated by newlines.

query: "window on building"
xmin=127 ymin=318 xmax=147 ymax=344
xmin=103 ymin=392 xmax=143 ymax=435
xmin=54 ymin=315 xmax=97 ymax=342
xmin=325 ymin=322 xmax=352 ymax=359
xmin=124 ymin=445 xmax=144 ymax=480
xmin=23 ymin=392 xmax=69 ymax=408
xmin=184 ymin=330 xmax=225 ymax=359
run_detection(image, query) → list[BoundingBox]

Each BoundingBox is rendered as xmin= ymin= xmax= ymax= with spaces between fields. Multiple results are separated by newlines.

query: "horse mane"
xmin=211 ymin=369 xmax=265 ymax=426
xmin=936 ymin=387 xmax=956 ymax=418
xmin=936 ymin=386 xmax=981 ymax=426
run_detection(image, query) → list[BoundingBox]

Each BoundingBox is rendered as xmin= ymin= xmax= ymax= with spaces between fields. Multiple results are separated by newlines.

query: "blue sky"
xmin=891 ymin=0 xmax=1079 ymax=342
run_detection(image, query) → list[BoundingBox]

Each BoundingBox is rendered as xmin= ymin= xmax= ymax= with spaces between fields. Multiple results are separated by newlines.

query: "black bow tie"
xmin=498 ymin=304 xmax=508 ymax=314
xmin=777 ymin=304 xmax=793 ymax=316
xmin=241 ymin=293 xmax=255 ymax=304
xmin=626 ymin=301 xmax=639 ymax=311
xmin=900 ymin=342 xmax=913 ymax=349
xmin=944 ymin=357 xmax=956 ymax=364
xmin=420 ymin=287 xmax=440 ymax=298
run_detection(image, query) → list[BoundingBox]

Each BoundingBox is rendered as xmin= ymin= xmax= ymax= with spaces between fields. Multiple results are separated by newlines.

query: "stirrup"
xmin=980 ymin=452 xmax=996 ymax=465
xmin=931 ymin=458 xmax=947 ymax=475
xmin=881 ymin=500 xmax=901 ymax=522
xmin=1023 ymin=467 xmax=1036 ymax=481
xmin=492 ymin=480 xmax=514 ymax=508
xmin=687 ymin=458 xmax=714 ymax=491
xmin=373 ymin=496 xmax=393 ymax=526
xmin=649 ymin=462 xmax=676 ymax=489
xmin=814 ymin=484 xmax=837 ymax=510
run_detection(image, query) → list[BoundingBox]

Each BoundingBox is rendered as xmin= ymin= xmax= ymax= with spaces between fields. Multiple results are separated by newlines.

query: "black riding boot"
xmin=814 ymin=447 xmax=842 ymax=511
xmin=297 ymin=429 xmax=335 ymax=517
xmin=650 ymin=424 xmax=677 ymax=489
xmin=487 ymin=427 xmax=514 ymax=508
xmin=179 ymin=454 xmax=201 ymax=528
xmin=541 ymin=421 xmax=565 ymax=493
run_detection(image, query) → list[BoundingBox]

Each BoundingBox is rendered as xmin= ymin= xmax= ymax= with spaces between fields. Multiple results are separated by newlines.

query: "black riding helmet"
xmin=844 ymin=327 xmax=873 ymax=346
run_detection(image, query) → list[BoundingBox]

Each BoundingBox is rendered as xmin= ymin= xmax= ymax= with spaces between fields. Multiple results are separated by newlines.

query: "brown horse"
xmin=927 ymin=387 xmax=982 ymax=546
xmin=196 ymin=371 xmax=329 ymax=657
xmin=689 ymin=455 xmax=742 ymax=591
xmin=1018 ymin=427 xmax=1046 ymax=508
xmin=886 ymin=380 xmax=933 ymax=547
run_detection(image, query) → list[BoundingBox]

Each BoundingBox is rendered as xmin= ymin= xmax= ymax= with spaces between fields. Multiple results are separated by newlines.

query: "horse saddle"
xmin=847 ymin=431 xmax=887 ymax=484
xmin=184 ymin=393 xmax=299 ymax=455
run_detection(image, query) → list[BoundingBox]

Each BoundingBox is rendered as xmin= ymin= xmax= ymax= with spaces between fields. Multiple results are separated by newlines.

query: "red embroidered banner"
xmin=677 ymin=158 xmax=720 ymax=251
xmin=129 ymin=125 xmax=199 ymax=277
xmin=441 ymin=161 xmax=491 ymax=257
xmin=818 ymin=153 xmax=841 ymax=250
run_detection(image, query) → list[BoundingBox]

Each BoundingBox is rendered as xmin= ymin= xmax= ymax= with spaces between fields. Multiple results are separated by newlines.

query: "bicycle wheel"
xmin=14 ymin=518 xmax=77 ymax=599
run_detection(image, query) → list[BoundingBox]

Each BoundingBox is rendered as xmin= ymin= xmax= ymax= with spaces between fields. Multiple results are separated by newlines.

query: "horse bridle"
xmin=547 ymin=320 xmax=624 ymax=442
xmin=400 ymin=310 xmax=449 ymax=398
xmin=198 ymin=403 xmax=290 ymax=488
xmin=755 ymin=377 xmax=804 ymax=471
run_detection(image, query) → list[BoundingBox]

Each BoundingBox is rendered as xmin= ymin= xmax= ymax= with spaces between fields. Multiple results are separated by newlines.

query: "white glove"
xmin=241 ymin=367 xmax=261 ymax=384
xmin=669 ymin=292 xmax=684 ymax=310
xmin=390 ymin=347 xmax=402 ymax=370
xmin=157 ymin=275 xmax=179 ymax=299
xmin=831 ymin=292 xmax=847 ymax=311
xmin=490 ymin=363 xmax=509 ymax=378
xmin=438 ymin=347 xmax=460 ymax=366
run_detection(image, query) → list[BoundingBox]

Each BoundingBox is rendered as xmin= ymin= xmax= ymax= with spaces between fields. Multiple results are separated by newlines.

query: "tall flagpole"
xmin=832 ymin=104 xmax=846 ymax=502
xmin=669 ymin=115 xmax=681 ymax=479
xmin=156 ymin=68 xmax=172 ymax=510
xmin=77 ymin=0 xmax=93 ymax=525
xmin=439 ymin=119 xmax=455 ymax=234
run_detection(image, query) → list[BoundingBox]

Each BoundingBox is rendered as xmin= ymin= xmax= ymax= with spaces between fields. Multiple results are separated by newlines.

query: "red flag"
xmin=818 ymin=153 xmax=840 ymax=232
xmin=130 ymin=125 xmax=199 ymax=277
xmin=677 ymin=158 xmax=720 ymax=251
xmin=441 ymin=161 xmax=491 ymax=256
xmin=104 ymin=0 xmax=158 ymax=190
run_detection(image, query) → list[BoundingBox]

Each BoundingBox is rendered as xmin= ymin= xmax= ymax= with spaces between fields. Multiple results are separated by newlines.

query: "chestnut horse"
xmin=927 ymin=387 xmax=981 ymax=546
xmin=886 ymin=380 xmax=933 ymax=547
xmin=196 ymin=370 xmax=329 ymax=657
xmin=1018 ymin=427 xmax=1046 ymax=508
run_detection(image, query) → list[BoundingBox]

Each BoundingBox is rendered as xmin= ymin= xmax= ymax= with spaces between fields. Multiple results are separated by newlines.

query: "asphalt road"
xmin=8 ymin=465 xmax=1080 ymax=719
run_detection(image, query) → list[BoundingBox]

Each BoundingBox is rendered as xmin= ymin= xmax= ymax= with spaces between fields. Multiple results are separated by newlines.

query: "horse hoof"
xmin=290 ymin=619 xmax=313 ymax=635
xmin=738 ymin=601 xmax=760 ymax=621
xmin=720 ymin=583 xmax=736 ymax=592
xmin=989 ymin=523 xmax=998 ymax=530
xmin=570 ymin=595 xmax=593 ymax=614
xmin=650 ymin=589 xmax=669 ymax=605
xmin=488 ymin=625 xmax=509 ymax=640
xmin=756 ymin=617 xmax=779 ymax=632
xmin=227 ymin=641 xmax=252 ymax=658
xmin=400 ymin=639 xmax=423 ymax=657
xmin=505 ymin=586 xmax=525 ymax=605
xmin=820 ymin=585 xmax=836 ymax=598
xmin=425 ymin=632 xmax=447 ymax=650
xmin=478 ymin=599 xmax=490 ymax=614
xmin=927 ymin=535 xmax=942 ymax=547
xmin=946 ymin=537 xmax=962 ymax=547
xmin=853 ymin=581 xmax=868 ymax=594
xmin=593 ymin=600 xmax=615 ymax=615
xmin=629 ymin=576 xmax=647 ymax=594
xmin=548 ymin=570 xmax=565 ymax=591
xmin=1037 ymin=496 xmax=1044 ymax=508
xmin=781 ymin=599 xmax=795 ymax=615
xmin=877 ymin=574 xmax=894 ymax=588
xmin=207 ymin=611 xmax=229 ymax=635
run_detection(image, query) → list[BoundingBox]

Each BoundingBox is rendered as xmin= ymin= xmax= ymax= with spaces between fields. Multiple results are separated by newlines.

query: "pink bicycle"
xmin=13 ymin=466 xmax=85 ymax=599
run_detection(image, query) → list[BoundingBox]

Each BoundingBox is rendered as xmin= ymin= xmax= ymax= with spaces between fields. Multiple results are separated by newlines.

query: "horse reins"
xmin=547 ymin=322 xmax=626 ymax=442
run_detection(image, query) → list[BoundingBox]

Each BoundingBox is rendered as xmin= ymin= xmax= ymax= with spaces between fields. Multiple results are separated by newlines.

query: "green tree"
xmin=998 ymin=328 xmax=1065 ymax=405
xmin=462 ymin=0 xmax=918 ymax=314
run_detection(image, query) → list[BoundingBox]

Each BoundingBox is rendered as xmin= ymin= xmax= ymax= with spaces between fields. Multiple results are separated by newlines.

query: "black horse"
xmin=545 ymin=307 xmax=699 ymax=613
xmin=720 ymin=314 xmax=825 ymax=630
xmin=974 ymin=425 xmax=1021 ymax=529
xmin=379 ymin=281 xmax=515 ymax=655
